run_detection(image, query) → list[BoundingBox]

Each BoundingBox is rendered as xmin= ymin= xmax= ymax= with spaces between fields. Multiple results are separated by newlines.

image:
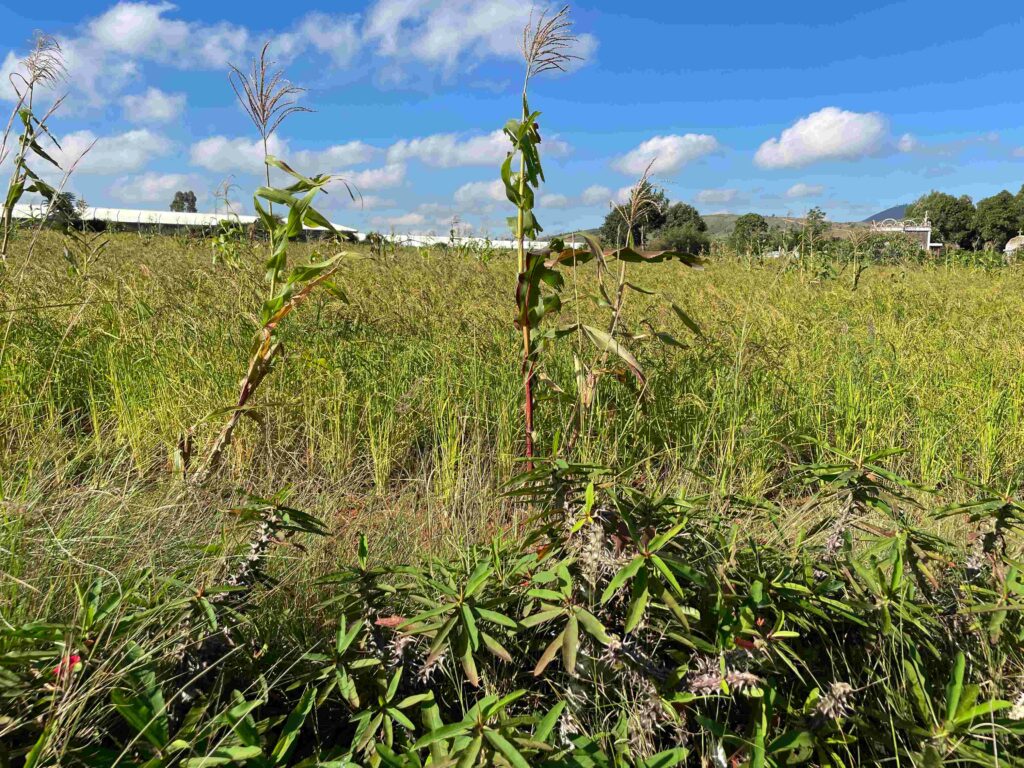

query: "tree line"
xmin=905 ymin=188 xmax=1024 ymax=251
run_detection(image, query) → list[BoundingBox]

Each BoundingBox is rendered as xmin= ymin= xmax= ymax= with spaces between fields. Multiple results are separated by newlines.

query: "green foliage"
xmin=662 ymin=202 xmax=707 ymax=234
xmin=974 ymin=190 xmax=1022 ymax=251
xmin=655 ymin=224 xmax=709 ymax=256
xmin=170 ymin=191 xmax=198 ymax=213
xmin=906 ymin=190 xmax=978 ymax=249
xmin=597 ymin=182 xmax=669 ymax=247
xmin=729 ymin=213 xmax=769 ymax=253
xmin=7 ymin=447 xmax=1024 ymax=766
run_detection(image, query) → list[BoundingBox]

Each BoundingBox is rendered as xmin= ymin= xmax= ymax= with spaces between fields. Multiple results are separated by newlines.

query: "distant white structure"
xmin=870 ymin=216 xmax=943 ymax=253
xmin=371 ymin=232 xmax=577 ymax=251
xmin=1004 ymin=235 xmax=1024 ymax=257
xmin=11 ymin=203 xmax=570 ymax=250
xmin=11 ymin=203 xmax=358 ymax=236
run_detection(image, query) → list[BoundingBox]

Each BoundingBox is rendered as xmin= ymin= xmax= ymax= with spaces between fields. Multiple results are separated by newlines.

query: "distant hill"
xmin=863 ymin=205 xmax=909 ymax=223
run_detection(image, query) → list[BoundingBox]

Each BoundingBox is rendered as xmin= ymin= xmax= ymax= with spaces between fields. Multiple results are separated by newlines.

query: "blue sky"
xmin=1 ymin=0 xmax=1022 ymax=235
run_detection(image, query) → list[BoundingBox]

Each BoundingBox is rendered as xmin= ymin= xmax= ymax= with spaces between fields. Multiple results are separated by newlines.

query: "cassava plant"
xmin=1 ymin=32 xmax=67 ymax=262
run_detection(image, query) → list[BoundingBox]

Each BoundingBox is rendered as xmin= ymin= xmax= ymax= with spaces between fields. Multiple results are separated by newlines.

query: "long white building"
xmin=10 ymin=204 xmax=565 ymax=250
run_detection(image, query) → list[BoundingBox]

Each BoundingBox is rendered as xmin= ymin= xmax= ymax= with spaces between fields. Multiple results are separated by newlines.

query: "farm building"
xmin=11 ymin=203 xmax=359 ymax=239
xmin=10 ymin=203 xmax=566 ymax=250
xmin=870 ymin=217 xmax=943 ymax=253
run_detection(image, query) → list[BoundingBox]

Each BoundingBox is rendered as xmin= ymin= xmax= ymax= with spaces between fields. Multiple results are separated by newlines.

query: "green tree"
xmin=729 ymin=212 xmax=769 ymax=252
xmin=975 ymin=190 xmax=1019 ymax=250
xmin=662 ymin=201 xmax=706 ymax=233
xmin=598 ymin=180 xmax=666 ymax=246
xmin=656 ymin=224 xmax=709 ymax=255
xmin=906 ymin=191 xmax=977 ymax=249
xmin=170 ymin=190 xmax=198 ymax=213
xmin=47 ymin=192 xmax=82 ymax=229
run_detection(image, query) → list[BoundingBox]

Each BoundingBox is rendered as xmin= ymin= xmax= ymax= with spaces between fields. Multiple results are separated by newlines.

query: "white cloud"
xmin=122 ymin=87 xmax=185 ymax=123
xmin=786 ymin=183 xmax=826 ymax=199
xmin=365 ymin=0 xmax=597 ymax=73
xmin=613 ymin=186 xmax=634 ymax=205
xmin=0 ymin=51 xmax=24 ymax=102
xmin=581 ymin=185 xmax=612 ymax=206
xmin=274 ymin=13 xmax=361 ymax=66
xmin=1013 ymin=147 xmax=1024 ymax=158
xmin=371 ymin=211 xmax=425 ymax=229
xmin=540 ymin=193 xmax=571 ymax=208
xmin=695 ymin=188 xmax=738 ymax=205
xmin=386 ymin=130 xmax=569 ymax=168
xmin=897 ymin=133 xmax=918 ymax=153
xmin=190 ymin=135 xmax=288 ymax=174
xmin=340 ymin=194 xmax=395 ymax=210
xmin=613 ymin=134 xmax=720 ymax=176
xmin=111 ymin=172 xmax=202 ymax=203
xmin=293 ymin=141 xmax=380 ymax=171
xmin=88 ymin=2 xmax=249 ymax=67
xmin=55 ymin=129 xmax=172 ymax=175
xmin=755 ymin=107 xmax=889 ymax=169
xmin=454 ymin=179 xmax=506 ymax=209
xmin=367 ymin=0 xmax=520 ymax=68
xmin=339 ymin=163 xmax=406 ymax=191
xmin=387 ymin=130 xmax=505 ymax=168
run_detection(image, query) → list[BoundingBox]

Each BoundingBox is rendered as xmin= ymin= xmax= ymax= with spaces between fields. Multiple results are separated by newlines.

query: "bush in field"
xmin=655 ymin=223 xmax=709 ymax=255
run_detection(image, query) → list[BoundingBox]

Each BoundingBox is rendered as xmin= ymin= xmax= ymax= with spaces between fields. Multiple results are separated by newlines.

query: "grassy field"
xmin=5 ymin=231 xmax=1024 ymax=765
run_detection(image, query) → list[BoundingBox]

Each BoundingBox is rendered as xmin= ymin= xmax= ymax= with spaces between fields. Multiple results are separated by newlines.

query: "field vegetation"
xmin=3 ymin=7 xmax=1024 ymax=768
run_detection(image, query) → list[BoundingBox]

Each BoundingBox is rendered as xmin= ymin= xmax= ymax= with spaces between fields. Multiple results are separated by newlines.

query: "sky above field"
xmin=1 ymin=0 xmax=1022 ymax=235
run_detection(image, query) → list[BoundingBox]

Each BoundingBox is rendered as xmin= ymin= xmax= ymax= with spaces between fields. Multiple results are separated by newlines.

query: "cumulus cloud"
xmin=339 ymin=194 xmax=395 ymax=210
xmin=581 ymin=185 xmax=612 ymax=206
xmin=454 ymin=179 xmax=506 ymax=210
xmin=190 ymin=135 xmax=287 ymax=174
xmin=273 ymin=13 xmax=361 ymax=66
xmin=364 ymin=0 xmax=596 ymax=72
xmin=122 ymin=87 xmax=185 ymax=123
xmin=786 ymin=183 xmax=826 ymax=199
xmin=897 ymin=133 xmax=918 ymax=153
xmin=695 ymin=188 xmax=738 ymax=205
xmin=754 ymin=107 xmax=889 ymax=169
xmin=339 ymin=163 xmax=406 ymax=190
xmin=292 ymin=141 xmax=380 ymax=171
xmin=88 ymin=2 xmax=249 ymax=67
xmin=540 ymin=193 xmax=571 ymax=208
xmin=56 ymin=129 xmax=172 ymax=175
xmin=613 ymin=134 xmax=720 ymax=176
xmin=387 ymin=130 xmax=569 ymax=168
xmin=371 ymin=212 xmax=426 ymax=229
xmin=111 ymin=171 xmax=201 ymax=203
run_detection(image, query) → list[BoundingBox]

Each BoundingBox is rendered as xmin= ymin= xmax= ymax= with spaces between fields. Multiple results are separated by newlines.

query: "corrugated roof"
xmin=11 ymin=204 xmax=357 ymax=233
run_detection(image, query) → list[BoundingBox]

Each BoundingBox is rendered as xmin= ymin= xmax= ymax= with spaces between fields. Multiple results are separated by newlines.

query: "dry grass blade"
xmin=522 ymin=5 xmax=582 ymax=80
